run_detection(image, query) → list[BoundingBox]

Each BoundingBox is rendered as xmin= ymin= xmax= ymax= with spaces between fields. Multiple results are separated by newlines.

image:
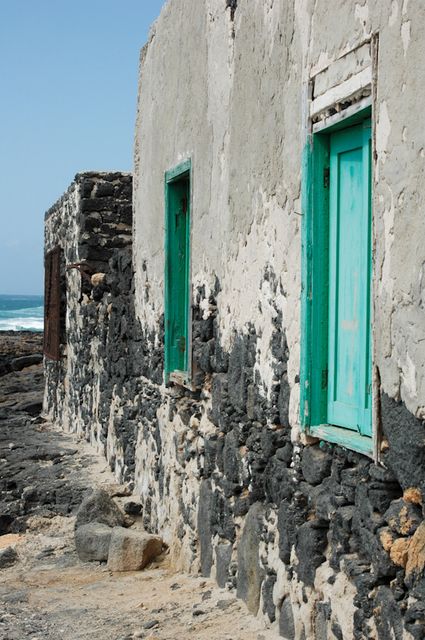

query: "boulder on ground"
xmin=10 ymin=354 xmax=43 ymax=371
xmin=14 ymin=394 xmax=43 ymax=415
xmin=75 ymin=522 xmax=113 ymax=562
xmin=75 ymin=488 xmax=130 ymax=529
xmin=107 ymin=527 xmax=163 ymax=572
xmin=0 ymin=546 xmax=18 ymax=569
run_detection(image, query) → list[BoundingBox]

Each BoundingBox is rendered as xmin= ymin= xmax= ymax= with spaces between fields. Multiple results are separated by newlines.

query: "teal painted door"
xmin=327 ymin=122 xmax=372 ymax=436
xmin=166 ymin=175 xmax=190 ymax=374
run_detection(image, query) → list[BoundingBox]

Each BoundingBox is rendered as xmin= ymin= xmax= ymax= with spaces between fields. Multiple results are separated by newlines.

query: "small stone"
xmin=379 ymin=527 xmax=395 ymax=552
xmin=192 ymin=609 xmax=206 ymax=617
xmin=380 ymin=439 xmax=390 ymax=452
xmin=2 ymin=589 xmax=28 ymax=603
xmin=390 ymin=538 xmax=411 ymax=568
xmin=0 ymin=547 xmax=18 ymax=569
xmin=124 ymin=501 xmax=142 ymax=516
xmin=403 ymin=487 xmax=423 ymax=505
xmin=107 ymin=528 xmax=163 ymax=572
xmin=301 ymin=445 xmax=333 ymax=485
xmin=91 ymin=273 xmax=106 ymax=286
xmin=35 ymin=547 xmax=55 ymax=559
xmin=216 ymin=599 xmax=233 ymax=610
xmin=384 ymin=499 xmax=422 ymax=536
xmin=143 ymin=620 xmax=159 ymax=630
xmin=75 ymin=522 xmax=113 ymax=562
xmin=103 ymin=483 xmax=133 ymax=498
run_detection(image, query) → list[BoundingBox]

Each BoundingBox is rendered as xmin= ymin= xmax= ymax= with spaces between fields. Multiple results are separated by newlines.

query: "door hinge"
xmin=321 ymin=368 xmax=328 ymax=389
xmin=323 ymin=167 xmax=330 ymax=189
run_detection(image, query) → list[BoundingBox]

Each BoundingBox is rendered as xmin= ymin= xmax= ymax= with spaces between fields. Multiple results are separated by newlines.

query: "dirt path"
xmin=0 ymin=335 xmax=278 ymax=640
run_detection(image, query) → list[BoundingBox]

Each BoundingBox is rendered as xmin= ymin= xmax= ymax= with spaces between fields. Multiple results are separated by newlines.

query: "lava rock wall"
xmin=43 ymin=171 xmax=134 ymax=469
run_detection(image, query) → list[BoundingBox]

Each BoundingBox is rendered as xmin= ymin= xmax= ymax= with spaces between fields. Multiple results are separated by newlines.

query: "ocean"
xmin=0 ymin=294 xmax=44 ymax=332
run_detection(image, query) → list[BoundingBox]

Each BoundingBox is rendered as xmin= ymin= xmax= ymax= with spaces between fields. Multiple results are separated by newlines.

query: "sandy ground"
xmin=0 ymin=335 xmax=279 ymax=640
xmin=0 ymin=427 xmax=278 ymax=640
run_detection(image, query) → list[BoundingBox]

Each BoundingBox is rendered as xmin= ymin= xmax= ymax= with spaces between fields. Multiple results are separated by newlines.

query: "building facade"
xmin=44 ymin=2 xmax=425 ymax=638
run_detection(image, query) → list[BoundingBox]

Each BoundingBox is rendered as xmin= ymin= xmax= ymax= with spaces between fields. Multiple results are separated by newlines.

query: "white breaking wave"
xmin=0 ymin=317 xmax=44 ymax=332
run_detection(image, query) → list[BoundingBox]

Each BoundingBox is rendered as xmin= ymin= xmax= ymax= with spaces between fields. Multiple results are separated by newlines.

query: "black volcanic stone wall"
xmin=71 ymin=266 xmax=164 ymax=484
xmin=45 ymin=172 xmax=163 ymax=483
xmin=45 ymin=180 xmax=425 ymax=639
xmin=181 ymin=271 xmax=425 ymax=639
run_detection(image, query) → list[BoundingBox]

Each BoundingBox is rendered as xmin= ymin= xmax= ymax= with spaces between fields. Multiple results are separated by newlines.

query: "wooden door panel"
xmin=327 ymin=124 xmax=371 ymax=434
xmin=44 ymin=247 xmax=62 ymax=361
xmin=166 ymin=176 xmax=190 ymax=374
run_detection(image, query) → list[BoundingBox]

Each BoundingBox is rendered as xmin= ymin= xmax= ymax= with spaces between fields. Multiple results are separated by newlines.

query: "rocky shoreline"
xmin=0 ymin=330 xmax=86 ymax=536
xmin=0 ymin=331 xmax=43 ymax=378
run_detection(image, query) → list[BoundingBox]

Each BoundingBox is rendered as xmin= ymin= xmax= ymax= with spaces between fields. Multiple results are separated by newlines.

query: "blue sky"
xmin=0 ymin=0 xmax=166 ymax=295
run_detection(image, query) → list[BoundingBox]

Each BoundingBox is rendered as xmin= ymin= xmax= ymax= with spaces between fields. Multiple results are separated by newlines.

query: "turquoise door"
xmin=165 ymin=174 xmax=190 ymax=375
xmin=327 ymin=122 xmax=372 ymax=436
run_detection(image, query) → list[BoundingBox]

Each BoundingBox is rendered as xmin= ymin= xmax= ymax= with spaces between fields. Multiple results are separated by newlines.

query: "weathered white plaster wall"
xmin=134 ymin=0 xmax=302 ymax=418
xmin=134 ymin=0 xmax=425 ymax=429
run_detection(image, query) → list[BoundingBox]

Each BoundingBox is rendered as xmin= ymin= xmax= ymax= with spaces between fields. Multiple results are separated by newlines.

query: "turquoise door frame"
xmin=300 ymin=108 xmax=373 ymax=455
xmin=164 ymin=159 xmax=191 ymax=384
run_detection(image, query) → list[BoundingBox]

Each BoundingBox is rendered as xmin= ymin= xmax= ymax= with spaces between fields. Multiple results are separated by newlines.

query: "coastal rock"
xmin=75 ymin=488 xmax=129 ymax=530
xmin=0 ymin=331 xmax=44 ymax=378
xmin=10 ymin=354 xmax=43 ymax=371
xmin=107 ymin=527 xmax=163 ymax=571
xmin=13 ymin=392 xmax=43 ymax=416
xmin=75 ymin=522 xmax=113 ymax=562
xmin=0 ymin=546 xmax=19 ymax=569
